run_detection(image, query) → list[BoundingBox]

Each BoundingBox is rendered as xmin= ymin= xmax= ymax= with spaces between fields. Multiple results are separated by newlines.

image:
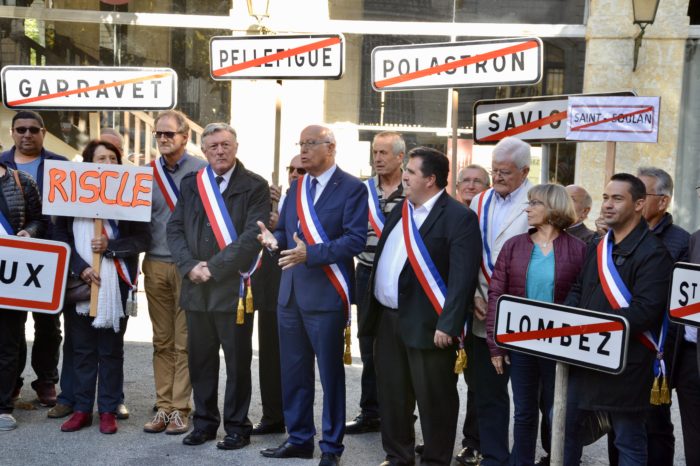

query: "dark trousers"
xmin=65 ymin=306 xmax=126 ymax=414
xmin=278 ymin=299 xmax=346 ymax=455
xmin=17 ymin=312 xmax=61 ymax=389
xmin=675 ymin=340 xmax=700 ymax=466
xmin=471 ymin=335 xmax=510 ymax=466
xmin=374 ymin=308 xmax=459 ymax=466
xmin=0 ymin=310 xmax=28 ymax=414
xmin=186 ymin=310 xmax=253 ymax=436
xmin=461 ymin=330 xmax=480 ymax=450
xmin=355 ymin=263 xmax=379 ymax=418
xmin=607 ymin=400 xmax=674 ymax=465
xmin=257 ymin=307 xmax=284 ymax=425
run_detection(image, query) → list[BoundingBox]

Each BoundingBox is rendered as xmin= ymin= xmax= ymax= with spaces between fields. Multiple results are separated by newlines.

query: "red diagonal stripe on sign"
xmin=569 ymin=106 xmax=653 ymax=131
xmin=211 ymin=36 xmax=342 ymax=77
xmin=670 ymin=302 xmax=700 ymax=319
xmin=481 ymin=110 xmax=568 ymax=142
xmin=374 ymin=40 xmax=539 ymax=89
xmin=496 ymin=321 xmax=624 ymax=344
xmin=6 ymin=73 xmax=170 ymax=106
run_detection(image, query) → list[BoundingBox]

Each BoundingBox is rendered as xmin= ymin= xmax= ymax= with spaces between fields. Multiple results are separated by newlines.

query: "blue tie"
xmin=309 ymin=178 xmax=318 ymax=204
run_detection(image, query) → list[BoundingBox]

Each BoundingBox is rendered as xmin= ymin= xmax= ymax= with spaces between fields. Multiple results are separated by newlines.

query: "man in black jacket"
xmin=564 ymin=173 xmax=673 ymax=466
xmin=167 ymin=123 xmax=269 ymax=450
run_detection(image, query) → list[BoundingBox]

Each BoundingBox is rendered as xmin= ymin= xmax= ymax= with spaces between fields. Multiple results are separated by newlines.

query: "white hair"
xmin=492 ymin=137 xmax=531 ymax=169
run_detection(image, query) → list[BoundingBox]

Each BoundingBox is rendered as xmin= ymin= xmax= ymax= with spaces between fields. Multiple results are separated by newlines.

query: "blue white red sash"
xmin=102 ymin=220 xmax=137 ymax=290
xmin=197 ymin=166 xmax=237 ymax=250
xmin=402 ymin=200 xmax=447 ymax=315
xmin=0 ymin=211 xmax=14 ymax=236
xmin=296 ymin=174 xmax=351 ymax=313
xmin=476 ymin=188 xmax=495 ymax=284
xmin=151 ymin=159 xmax=179 ymax=212
xmin=365 ymin=178 xmax=385 ymax=238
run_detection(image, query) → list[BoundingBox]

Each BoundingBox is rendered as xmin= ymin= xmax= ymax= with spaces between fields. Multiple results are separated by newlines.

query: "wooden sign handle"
xmin=88 ymin=218 xmax=103 ymax=317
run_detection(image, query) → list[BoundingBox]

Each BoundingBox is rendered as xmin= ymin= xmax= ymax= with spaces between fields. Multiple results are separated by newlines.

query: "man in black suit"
xmin=360 ymin=147 xmax=482 ymax=466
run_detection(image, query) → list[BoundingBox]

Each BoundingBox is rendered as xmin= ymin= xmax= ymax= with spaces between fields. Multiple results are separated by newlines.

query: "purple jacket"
xmin=486 ymin=230 xmax=586 ymax=356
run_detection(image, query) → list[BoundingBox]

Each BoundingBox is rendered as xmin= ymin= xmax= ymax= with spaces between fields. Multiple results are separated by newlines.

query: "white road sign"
xmin=371 ymin=37 xmax=543 ymax=92
xmin=0 ymin=236 xmax=70 ymax=314
xmin=1 ymin=66 xmax=177 ymax=110
xmin=210 ymin=34 xmax=344 ymax=80
xmin=495 ymin=295 xmax=629 ymax=374
xmin=669 ymin=262 xmax=700 ymax=328
xmin=566 ymin=96 xmax=660 ymax=143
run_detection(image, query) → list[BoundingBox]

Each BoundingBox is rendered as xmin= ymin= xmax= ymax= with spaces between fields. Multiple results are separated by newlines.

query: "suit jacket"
xmin=360 ymin=192 xmax=482 ymax=350
xmin=566 ymin=222 xmax=596 ymax=243
xmin=273 ymin=166 xmax=367 ymax=312
xmin=469 ymin=179 xmax=532 ymax=338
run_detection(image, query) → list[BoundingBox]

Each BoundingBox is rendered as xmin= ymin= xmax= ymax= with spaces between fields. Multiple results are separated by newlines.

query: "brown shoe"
xmin=144 ymin=410 xmax=169 ymax=433
xmin=165 ymin=410 xmax=189 ymax=435
xmin=48 ymin=403 xmax=74 ymax=419
xmin=34 ymin=383 xmax=57 ymax=407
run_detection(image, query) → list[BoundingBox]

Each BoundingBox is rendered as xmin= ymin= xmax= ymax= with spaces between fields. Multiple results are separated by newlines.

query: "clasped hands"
xmin=257 ymin=221 xmax=307 ymax=270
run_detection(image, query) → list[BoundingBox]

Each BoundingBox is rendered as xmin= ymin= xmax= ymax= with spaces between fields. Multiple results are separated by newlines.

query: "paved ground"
xmin=5 ymin=291 xmax=687 ymax=465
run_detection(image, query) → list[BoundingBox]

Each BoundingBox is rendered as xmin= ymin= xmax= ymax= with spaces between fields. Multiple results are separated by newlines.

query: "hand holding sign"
xmin=279 ymin=233 xmax=307 ymax=270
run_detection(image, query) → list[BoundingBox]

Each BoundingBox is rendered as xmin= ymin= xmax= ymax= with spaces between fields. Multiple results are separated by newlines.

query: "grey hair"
xmin=492 ymin=137 xmax=531 ymax=169
xmin=637 ymin=166 xmax=674 ymax=197
xmin=100 ymin=127 xmax=124 ymax=145
xmin=459 ymin=164 xmax=491 ymax=187
xmin=374 ymin=131 xmax=406 ymax=156
xmin=201 ymin=123 xmax=237 ymax=150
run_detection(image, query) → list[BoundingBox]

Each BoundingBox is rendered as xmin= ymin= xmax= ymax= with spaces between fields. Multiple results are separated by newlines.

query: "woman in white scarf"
xmin=52 ymin=140 xmax=149 ymax=435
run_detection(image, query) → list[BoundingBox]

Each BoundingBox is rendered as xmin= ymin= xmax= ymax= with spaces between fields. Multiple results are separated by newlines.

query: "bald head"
xmin=299 ymin=125 xmax=336 ymax=177
xmin=566 ymin=184 xmax=592 ymax=224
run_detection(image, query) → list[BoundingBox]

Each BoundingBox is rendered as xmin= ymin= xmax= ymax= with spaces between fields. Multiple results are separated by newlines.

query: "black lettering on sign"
xmin=77 ymin=80 xmax=90 ymax=98
xmin=38 ymin=79 xmax=50 ymax=96
xmin=550 ymin=110 xmax=562 ymax=129
xmin=537 ymin=318 xmax=554 ymax=343
xmin=308 ymin=49 xmax=319 ymax=67
xmin=23 ymin=263 xmax=43 ymax=288
xmin=519 ymin=315 xmax=531 ymax=332
xmin=19 ymin=79 xmax=31 ymax=98
xmin=133 ymin=83 xmax=143 ymax=99
xmin=96 ymin=80 xmax=109 ymax=98
xmin=505 ymin=312 xmax=515 ymax=334
xmin=383 ymin=60 xmax=394 ymax=78
xmin=560 ymin=323 xmax=571 ymax=346
xmin=56 ymin=79 xmax=69 ymax=94
xmin=150 ymin=81 xmax=160 ymax=98
xmin=323 ymin=47 xmax=332 ymax=66
xmin=0 ymin=260 xmax=18 ymax=284
xmin=597 ymin=331 xmax=611 ymax=356
xmin=505 ymin=113 xmax=515 ymax=130
xmin=398 ymin=59 xmax=411 ymax=75
xmin=493 ymin=55 xmax=506 ymax=72
xmin=693 ymin=282 xmax=698 ymax=300
xmin=488 ymin=113 xmax=500 ymax=132
xmin=219 ymin=50 xmax=229 ymax=66
xmin=679 ymin=281 xmax=689 ymax=306
xmin=263 ymin=49 xmax=273 ymax=67
xmin=512 ymin=51 xmax=525 ymax=71
xmin=475 ymin=60 xmax=487 ymax=73
xmin=444 ymin=56 xmax=456 ymax=75
xmin=578 ymin=333 xmax=590 ymax=352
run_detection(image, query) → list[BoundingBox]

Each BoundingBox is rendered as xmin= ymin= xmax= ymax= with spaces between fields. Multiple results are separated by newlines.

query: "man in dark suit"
xmin=565 ymin=185 xmax=596 ymax=243
xmin=360 ymin=147 xmax=482 ymax=466
xmin=258 ymin=125 xmax=368 ymax=466
xmin=167 ymin=123 xmax=269 ymax=450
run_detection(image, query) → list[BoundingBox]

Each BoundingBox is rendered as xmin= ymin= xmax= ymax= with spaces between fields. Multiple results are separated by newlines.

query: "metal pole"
xmin=450 ymin=89 xmax=459 ymax=196
xmin=271 ymin=79 xmax=282 ymax=211
xmin=541 ymin=143 xmax=551 ymax=183
xmin=550 ymin=361 xmax=569 ymax=466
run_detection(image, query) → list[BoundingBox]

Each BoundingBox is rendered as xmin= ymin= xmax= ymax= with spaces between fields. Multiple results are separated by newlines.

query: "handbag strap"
xmin=12 ymin=169 xmax=24 ymax=196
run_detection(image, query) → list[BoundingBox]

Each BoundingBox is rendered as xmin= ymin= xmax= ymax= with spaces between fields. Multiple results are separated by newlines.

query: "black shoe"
xmin=319 ymin=452 xmax=340 ymax=466
xmin=116 ymin=403 xmax=129 ymax=420
xmin=345 ymin=413 xmax=380 ymax=434
xmin=415 ymin=443 xmax=424 ymax=455
xmin=260 ymin=441 xmax=314 ymax=459
xmin=455 ymin=446 xmax=482 ymax=465
xmin=182 ymin=429 xmax=216 ymax=446
xmin=535 ymin=455 xmax=550 ymax=466
xmin=216 ymin=433 xmax=250 ymax=450
xmin=252 ymin=421 xmax=286 ymax=435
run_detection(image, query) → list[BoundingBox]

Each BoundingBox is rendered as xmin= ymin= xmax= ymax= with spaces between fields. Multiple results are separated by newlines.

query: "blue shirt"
xmin=526 ymin=245 xmax=555 ymax=303
xmin=16 ymin=158 xmax=41 ymax=181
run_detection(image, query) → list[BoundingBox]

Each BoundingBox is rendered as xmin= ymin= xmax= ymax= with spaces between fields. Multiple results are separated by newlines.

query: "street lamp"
xmin=247 ymin=0 xmax=271 ymax=32
xmin=632 ymin=0 xmax=660 ymax=71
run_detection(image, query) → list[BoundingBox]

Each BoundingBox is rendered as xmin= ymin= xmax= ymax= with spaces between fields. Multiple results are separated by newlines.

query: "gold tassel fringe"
xmin=454 ymin=348 xmax=467 ymax=374
xmin=650 ymin=376 xmax=660 ymax=405
xmin=245 ymin=285 xmax=254 ymax=314
xmin=343 ymin=326 xmax=352 ymax=365
xmin=660 ymin=376 xmax=671 ymax=405
xmin=236 ymin=297 xmax=245 ymax=325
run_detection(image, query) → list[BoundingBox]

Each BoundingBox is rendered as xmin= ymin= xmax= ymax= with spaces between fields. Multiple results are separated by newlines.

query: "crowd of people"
xmin=0 ymin=108 xmax=699 ymax=466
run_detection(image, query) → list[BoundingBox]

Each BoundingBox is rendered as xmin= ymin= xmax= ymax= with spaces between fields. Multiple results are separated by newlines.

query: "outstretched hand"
xmin=257 ymin=220 xmax=279 ymax=251
xmin=279 ymin=232 xmax=307 ymax=270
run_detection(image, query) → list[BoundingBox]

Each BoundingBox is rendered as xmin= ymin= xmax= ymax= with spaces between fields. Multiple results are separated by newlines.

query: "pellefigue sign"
xmin=371 ymin=37 xmax=543 ymax=91
xmin=1 ymin=66 xmax=177 ymax=110
xmin=495 ymin=295 xmax=629 ymax=374
xmin=566 ymin=96 xmax=660 ymax=143
xmin=0 ymin=236 xmax=70 ymax=314
xmin=668 ymin=262 xmax=700 ymax=328
xmin=210 ymin=34 xmax=344 ymax=80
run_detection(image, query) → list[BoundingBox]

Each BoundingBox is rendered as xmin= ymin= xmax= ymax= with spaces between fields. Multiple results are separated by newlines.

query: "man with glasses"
xmin=1 ymin=111 xmax=68 ymax=408
xmin=142 ymin=110 xmax=206 ymax=436
xmin=457 ymin=164 xmax=490 ymax=206
xmin=469 ymin=136 xmax=533 ymax=466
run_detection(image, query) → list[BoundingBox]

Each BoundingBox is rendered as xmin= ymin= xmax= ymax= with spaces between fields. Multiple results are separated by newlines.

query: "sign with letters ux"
xmin=1 ymin=66 xmax=177 ymax=110
xmin=495 ymin=295 xmax=629 ymax=374
xmin=0 ymin=236 xmax=69 ymax=314
xmin=669 ymin=262 xmax=700 ymax=328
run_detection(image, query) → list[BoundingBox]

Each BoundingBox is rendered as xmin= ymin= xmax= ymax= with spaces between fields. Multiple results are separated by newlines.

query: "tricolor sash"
xmin=102 ymin=219 xmax=137 ymax=291
xmin=197 ymin=166 xmax=237 ymax=250
xmin=0 ymin=210 xmax=14 ymax=236
xmin=476 ymin=188 xmax=495 ymax=284
xmin=151 ymin=159 xmax=179 ymax=212
xmin=365 ymin=178 xmax=385 ymax=238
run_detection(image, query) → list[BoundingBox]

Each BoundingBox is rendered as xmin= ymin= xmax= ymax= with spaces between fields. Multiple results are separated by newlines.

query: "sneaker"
xmin=144 ymin=409 xmax=169 ymax=433
xmin=0 ymin=414 xmax=17 ymax=431
xmin=99 ymin=412 xmax=118 ymax=434
xmin=61 ymin=411 xmax=92 ymax=432
xmin=48 ymin=404 xmax=74 ymax=419
xmin=165 ymin=410 xmax=189 ymax=435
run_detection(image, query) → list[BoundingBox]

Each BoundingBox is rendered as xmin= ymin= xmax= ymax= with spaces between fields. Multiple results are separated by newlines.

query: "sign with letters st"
xmin=495 ymin=295 xmax=630 ymax=374
xmin=1 ymin=66 xmax=177 ymax=110
xmin=668 ymin=262 xmax=700 ymax=328
xmin=209 ymin=34 xmax=345 ymax=80
xmin=0 ymin=236 xmax=69 ymax=314
xmin=371 ymin=37 xmax=543 ymax=92
xmin=42 ymin=160 xmax=153 ymax=222
xmin=566 ymin=95 xmax=660 ymax=143
xmin=473 ymin=91 xmax=637 ymax=144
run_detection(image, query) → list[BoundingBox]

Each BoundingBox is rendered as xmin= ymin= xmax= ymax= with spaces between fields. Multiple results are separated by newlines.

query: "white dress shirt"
xmin=216 ymin=163 xmax=236 ymax=193
xmin=309 ymin=164 xmax=337 ymax=203
xmin=491 ymin=181 xmax=527 ymax=244
xmin=374 ymin=190 xmax=444 ymax=309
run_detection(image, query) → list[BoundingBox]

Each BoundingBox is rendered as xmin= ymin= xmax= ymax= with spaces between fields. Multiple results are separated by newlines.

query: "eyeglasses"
xmin=153 ymin=131 xmax=179 ymax=139
xmin=490 ymin=169 xmax=516 ymax=178
xmin=645 ymin=193 xmax=666 ymax=197
xmin=13 ymin=126 xmax=42 ymax=135
xmin=525 ymin=199 xmax=545 ymax=207
xmin=287 ymin=166 xmax=306 ymax=175
xmin=296 ymin=140 xmax=331 ymax=148
xmin=458 ymin=178 xmax=485 ymax=185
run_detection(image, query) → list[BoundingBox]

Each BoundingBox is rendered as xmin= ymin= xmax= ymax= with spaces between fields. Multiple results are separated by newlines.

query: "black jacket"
xmin=167 ymin=162 xmax=269 ymax=312
xmin=0 ymin=164 xmax=46 ymax=238
xmin=565 ymin=218 xmax=673 ymax=411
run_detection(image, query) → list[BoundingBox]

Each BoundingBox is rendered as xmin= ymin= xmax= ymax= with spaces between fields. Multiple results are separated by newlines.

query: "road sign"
xmin=566 ymin=96 xmax=660 ymax=143
xmin=210 ymin=34 xmax=344 ymax=80
xmin=1 ymin=66 xmax=177 ymax=111
xmin=495 ymin=295 xmax=629 ymax=374
xmin=668 ymin=262 xmax=700 ymax=328
xmin=0 ymin=236 xmax=69 ymax=314
xmin=371 ymin=37 xmax=543 ymax=92
xmin=42 ymin=160 xmax=154 ymax=222
xmin=473 ymin=91 xmax=636 ymax=144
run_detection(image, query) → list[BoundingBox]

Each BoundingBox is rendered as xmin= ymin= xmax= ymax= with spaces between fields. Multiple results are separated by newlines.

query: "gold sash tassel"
xmin=454 ymin=348 xmax=467 ymax=374
xmin=245 ymin=284 xmax=254 ymax=314
xmin=660 ymin=376 xmax=671 ymax=405
xmin=650 ymin=376 xmax=661 ymax=405
xmin=343 ymin=326 xmax=352 ymax=365
xmin=236 ymin=297 xmax=245 ymax=325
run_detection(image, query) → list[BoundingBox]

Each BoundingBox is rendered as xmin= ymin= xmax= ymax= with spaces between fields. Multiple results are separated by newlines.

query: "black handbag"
xmin=65 ymin=276 xmax=91 ymax=304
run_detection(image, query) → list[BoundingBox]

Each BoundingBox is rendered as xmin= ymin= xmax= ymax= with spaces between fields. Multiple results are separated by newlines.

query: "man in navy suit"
xmin=258 ymin=125 xmax=368 ymax=466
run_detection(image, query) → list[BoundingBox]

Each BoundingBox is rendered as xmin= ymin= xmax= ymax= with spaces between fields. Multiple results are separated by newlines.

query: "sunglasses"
xmin=153 ymin=131 xmax=179 ymax=139
xmin=13 ymin=126 xmax=42 ymax=135
xmin=287 ymin=166 xmax=306 ymax=175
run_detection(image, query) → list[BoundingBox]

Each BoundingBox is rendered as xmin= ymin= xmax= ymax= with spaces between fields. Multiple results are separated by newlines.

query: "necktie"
xmin=309 ymin=178 xmax=318 ymax=204
xmin=215 ymin=175 xmax=224 ymax=192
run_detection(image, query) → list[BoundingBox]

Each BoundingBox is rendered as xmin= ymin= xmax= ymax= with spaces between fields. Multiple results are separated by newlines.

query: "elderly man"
xmin=565 ymin=185 xmax=596 ymax=243
xmin=258 ymin=125 xmax=367 ymax=466
xmin=457 ymin=164 xmax=490 ymax=206
xmin=347 ymin=131 xmax=405 ymax=436
xmin=470 ymin=136 xmax=533 ymax=466
xmin=167 ymin=123 xmax=268 ymax=449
